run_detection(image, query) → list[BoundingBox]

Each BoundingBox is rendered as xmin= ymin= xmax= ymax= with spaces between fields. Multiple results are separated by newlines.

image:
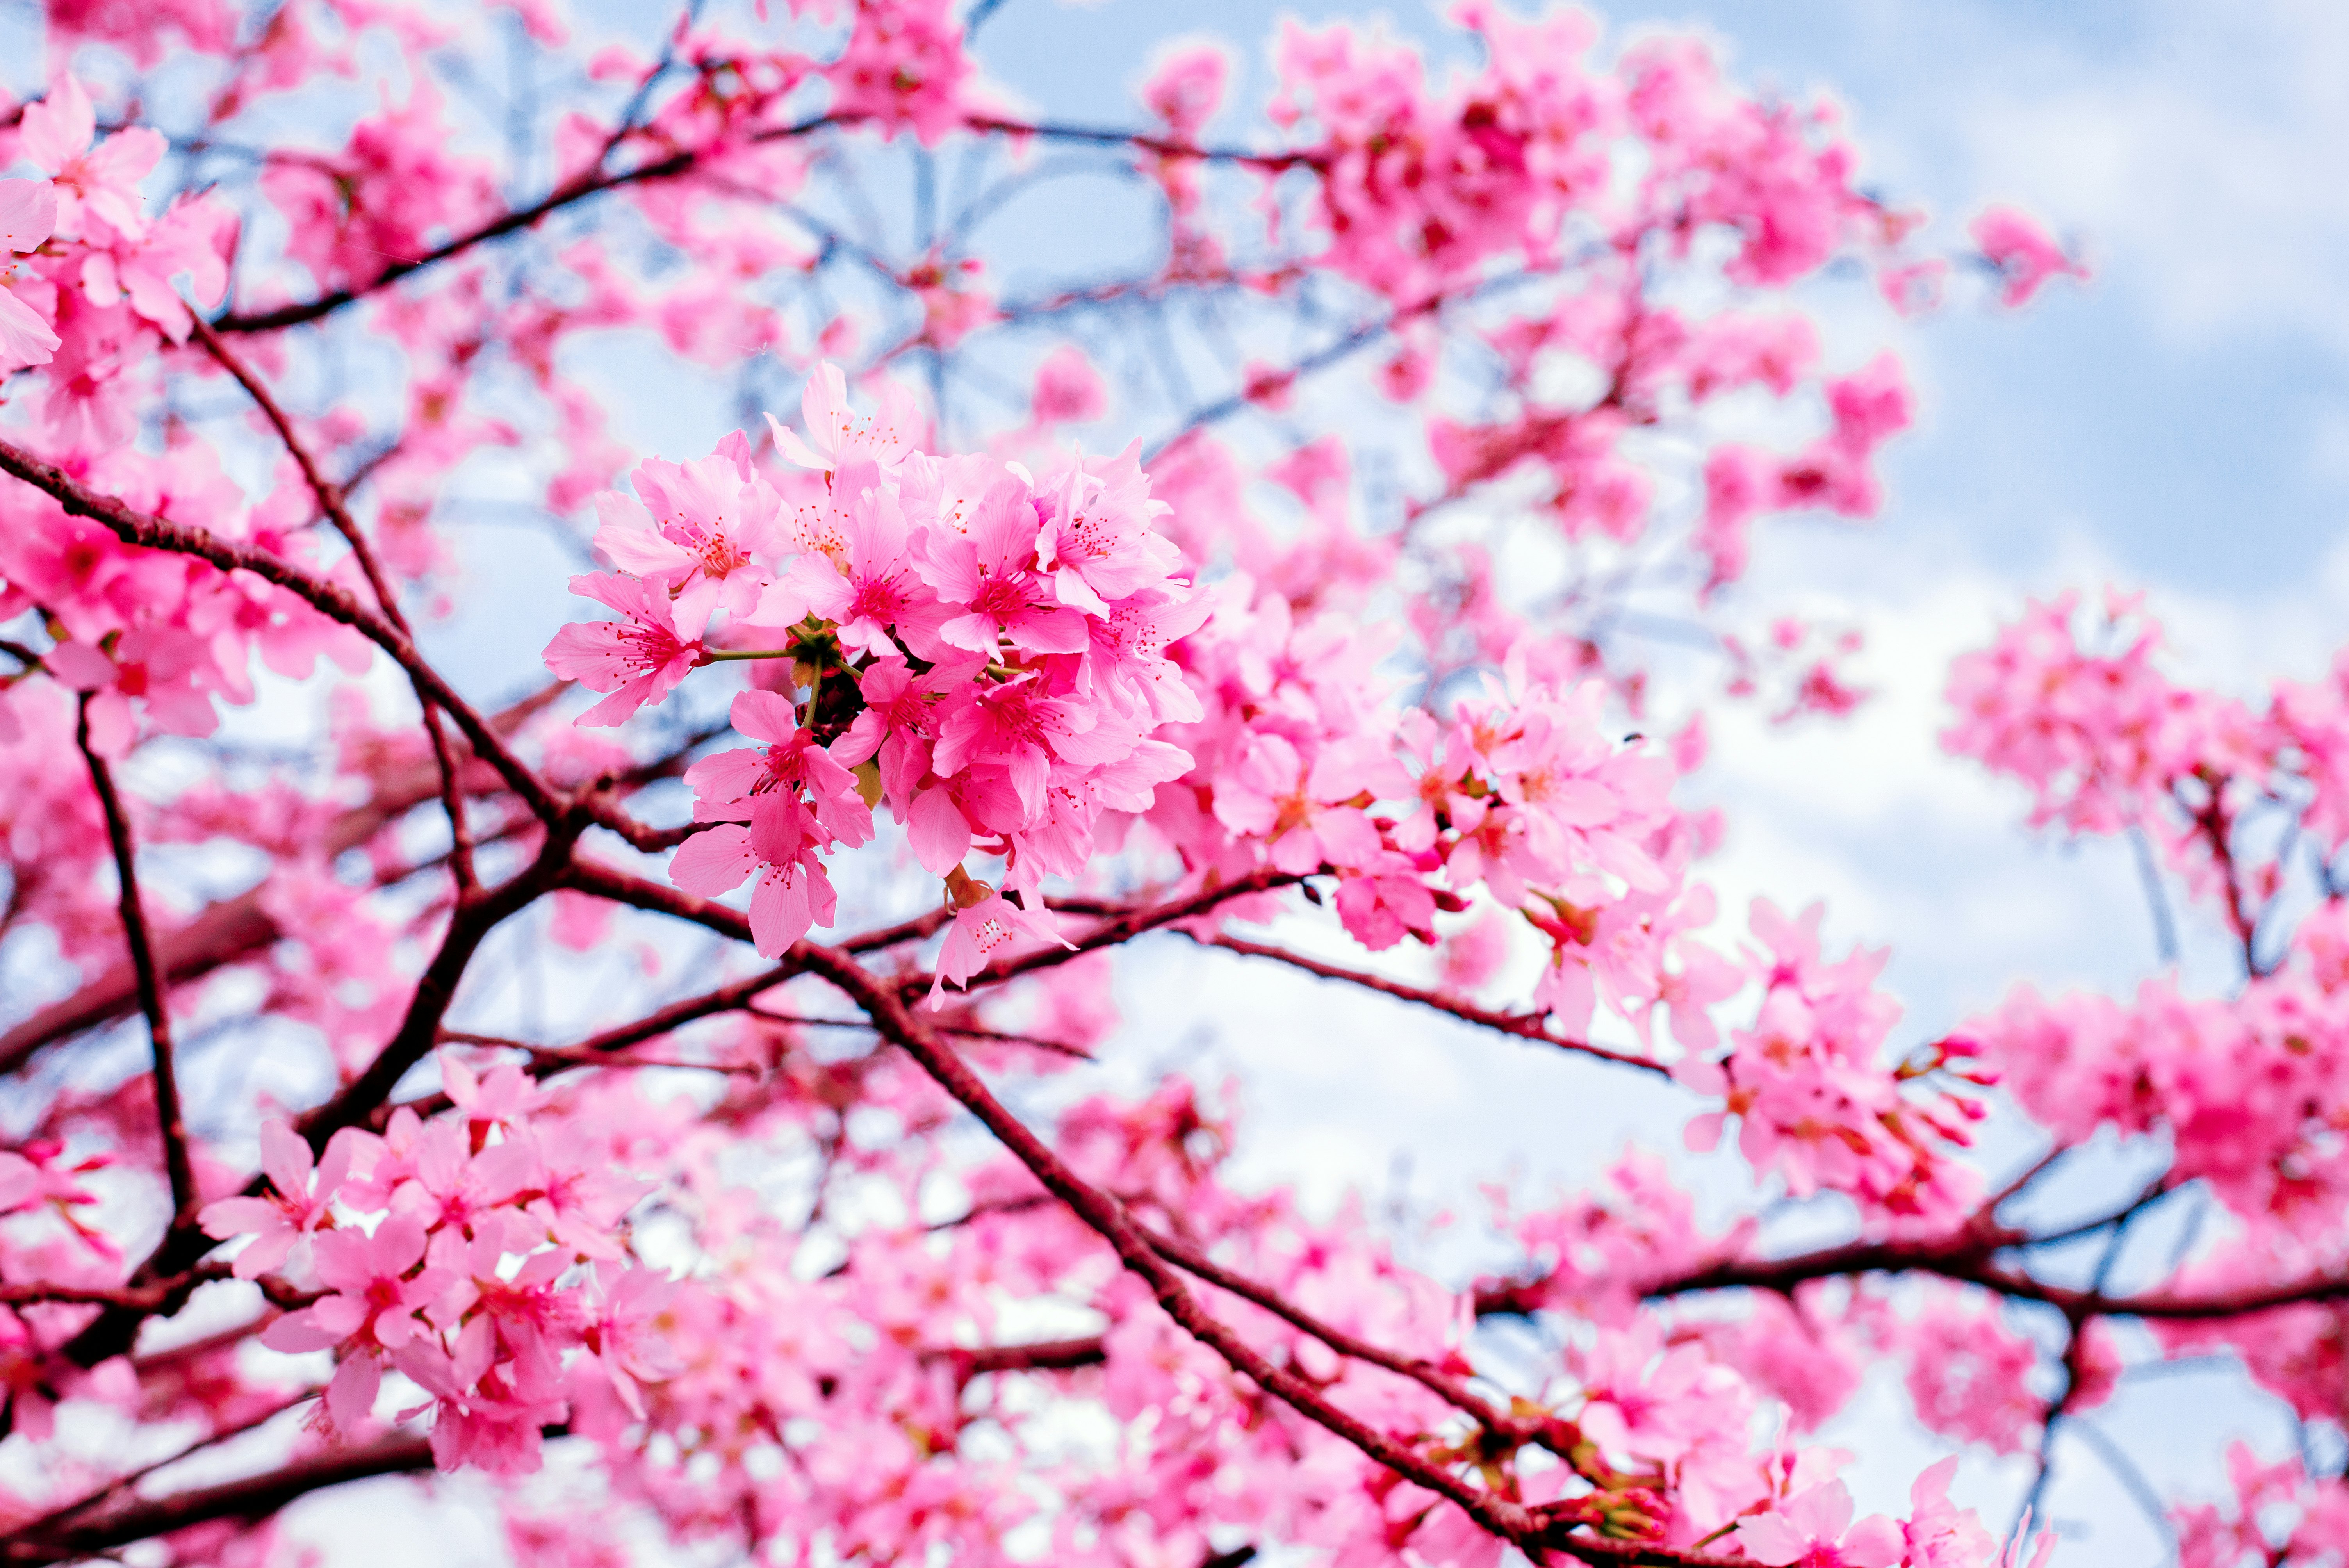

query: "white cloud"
xmin=1955 ymin=0 xmax=2349 ymax=350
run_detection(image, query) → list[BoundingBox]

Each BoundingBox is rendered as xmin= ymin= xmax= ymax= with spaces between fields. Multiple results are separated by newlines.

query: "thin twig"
xmin=1184 ymin=930 xmax=1667 ymax=1076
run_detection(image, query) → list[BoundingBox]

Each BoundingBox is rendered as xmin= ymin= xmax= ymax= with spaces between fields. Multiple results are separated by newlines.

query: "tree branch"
xmin=75 ymin=700 xmax=198 ymax=1228
xmin=938 ymin=1335 xmax=1109 ymax=1382
xmin=4 ymin=1433 xmax=437 ymax=1562
xmin=792 ymin=939 xmax=1722 ymax=1568
xmin=1641 ymin=1223 xmax=2349 ymax=1322
xmin=0 ymin=684 xmax=563 ymax=1075
xmin=1182 ymin=930 xmax=1668 ymax=1076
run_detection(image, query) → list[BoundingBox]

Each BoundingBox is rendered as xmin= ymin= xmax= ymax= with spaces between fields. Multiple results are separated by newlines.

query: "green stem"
xmin=701 ymin=648 xmax=800 ymax=662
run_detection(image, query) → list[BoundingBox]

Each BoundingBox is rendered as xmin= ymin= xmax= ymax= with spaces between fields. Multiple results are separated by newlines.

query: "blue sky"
xmin=972 ymin=0 xmax=2349 ymax=597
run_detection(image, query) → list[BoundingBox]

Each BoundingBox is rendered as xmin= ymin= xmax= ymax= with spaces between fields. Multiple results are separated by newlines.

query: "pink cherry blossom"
xmin=1735 ymin=1480 xmax=1903 ymax=1568
xmin=196 ymin=1121 xmax=356 ymax=1279
xmin=542 ymin=572 xmax=706 ymax=725
xmin=0 ymin=179 xmax=61 ymax=367
xmin=1970 ymin=206 xmax=2087 ymax=308
xmin=930 ymin=892 xmax=1073 ymax=1006
xmin=916 ymin=476 xmax=1091 ymax=657
xmin=766 ymin=362 xmax=920 ymax=472
xmin=592 ymin=446 xmax=785 ymax=639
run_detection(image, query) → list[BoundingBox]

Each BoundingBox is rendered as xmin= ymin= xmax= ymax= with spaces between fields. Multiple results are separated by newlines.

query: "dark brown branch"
xmin=0 ymin=1274 xmax=220 ymax=1310
xmin=792 ymin=940 xmax=1558 ymax=1557
xmin=298 ymin=824 xmax=586 ymax=1146
xmin=14 ymin=1391 xmax=317 ymax=1534
xmin=5 ymin=1431 xmax=475 ymax=1563
xmin=75 ymin=700 xmax=198 ymax=1227
xmin=937 ymin=1335 xmax=1109 ymax=1382
xmin=0 ymin=436 xmax=563 ymax=821
xmin=210 ymin=142 xmax=733 ymax=333
xmin=1641 ymin=1227 xmax=2349 ymax=1322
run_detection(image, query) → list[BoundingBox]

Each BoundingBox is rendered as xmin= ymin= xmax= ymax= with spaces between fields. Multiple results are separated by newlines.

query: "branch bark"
xmin=187 ymin=312 xmax=480 ymax=894
xmin=75 ymin=699 xmax=198 ymax=1228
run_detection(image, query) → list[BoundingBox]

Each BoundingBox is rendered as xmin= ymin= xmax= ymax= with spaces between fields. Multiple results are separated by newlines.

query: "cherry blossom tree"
xmin=0 ymin=4 xmax=2325 ymax=1567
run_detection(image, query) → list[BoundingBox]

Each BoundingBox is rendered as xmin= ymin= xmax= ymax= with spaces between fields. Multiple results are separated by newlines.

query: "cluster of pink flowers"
xmin=547 ymin=365 xmax=1203 ymax=978
xmin=2172 ymin=1444 xmax=2349 ymax=1568
xmin=0 ymin=78 xmax=237 ymax=442
xmin=1977 ymin=899 xmax=2349 ymax=1233
xmin=1681 ymin=901 xmax=1990 ymax=1224
xmin=542 ymin=364 xmax=2000 ymax=1258
xmin=1271 ymin=5 xmax=1887 ymax=303
xmin=0 ymin=441 xmax=368 ymax=756
xmin=1947 ymin=590 xmax=2349 ymax=938
xmin=197 ymin=1056 xmax=676 ymax=1473
xmin=1943 ymin=591 xmax=2259 ymax=838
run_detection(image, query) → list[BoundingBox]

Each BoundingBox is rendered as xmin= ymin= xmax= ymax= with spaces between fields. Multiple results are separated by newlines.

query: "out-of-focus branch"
xmin=13 ymin=1391 xmax=318 ymax=1536
xmin=1631 ymin=1219 xmax=2349 ymax=1323
xmin=0 ymin=684 xmax=566 ymax=1075
xmin=298 ymin=823 xmax=586 ymax=1145
xmin=0 ymin=1271 xmax=223 ymax=1309
xmin=186 ymin=313 xmax=480 ymax=894
xmin=937 ymin=1335 xmax=1109 ymax=1383
xmin=211 ymin=112 xmax=1321 ymax=336
xmin=0 ymin=1429 xmax=553 ymax=1563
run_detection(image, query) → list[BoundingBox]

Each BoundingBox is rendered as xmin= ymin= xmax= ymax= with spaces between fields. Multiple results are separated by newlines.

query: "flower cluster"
xmin=1681 ymin=900 xmax=1989 ymax=1224
xmin=198 ymin=1057 xmax=675 ymax=1473
xmin=1947 ymin=590 xmax=2349 ymax=938
xmin=1 ymin=77 xmax=237 ymax=439
xmin=1975 ymin=899 xmax=2349 ymax=1234
xmin=546 ymin=365 xmax=1204 ymax=975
